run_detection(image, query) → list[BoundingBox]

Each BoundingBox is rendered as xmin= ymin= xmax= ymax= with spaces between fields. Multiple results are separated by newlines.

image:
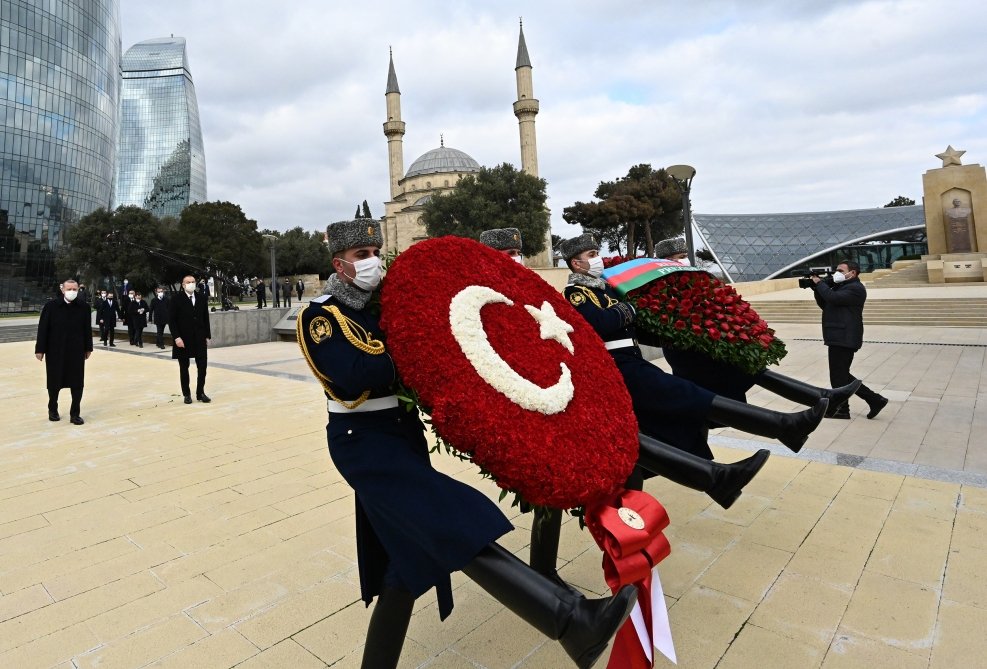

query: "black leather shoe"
xmin=48 ymin=410 xmax=60 ymax=421
xmin=826 ymin=409 xmax=851 ymax=419
xmin=109 ymin=343 xmax=116 ymax=347
xmin=183 ymin=396 xmax=193 ymax=404
xmin=70 ymin=416 xmax=84 ymax=425
xmin=196 ymin=393 xmax=211 ymax=403
xmin=866 ymin=396 xmax=889 ymax=419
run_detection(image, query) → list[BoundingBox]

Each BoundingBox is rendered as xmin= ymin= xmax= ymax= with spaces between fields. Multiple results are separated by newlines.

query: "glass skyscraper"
xmin=0 ymin=0 xmax=121 ymax=311
xmin=113 ymin=37 xmax=206 ymax=219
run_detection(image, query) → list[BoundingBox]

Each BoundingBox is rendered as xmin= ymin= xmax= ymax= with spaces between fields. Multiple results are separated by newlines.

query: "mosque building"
xmin=381 ymin=23 xmax=553 ymax=267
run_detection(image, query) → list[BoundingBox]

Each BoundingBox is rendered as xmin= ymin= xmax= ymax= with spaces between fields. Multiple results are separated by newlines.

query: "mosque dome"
xmin=405 ymin=145 xmax=481 ymax=179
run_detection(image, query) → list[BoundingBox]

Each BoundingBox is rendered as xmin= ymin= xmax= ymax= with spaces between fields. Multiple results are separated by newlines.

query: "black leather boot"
xmin=360 ymin=587 xmax=415 ymax=669
xmin=755 ymin=370 xmax=861 ymax=414
xmin=529 ymin=508 xmax=582 ymax=596
xmin=637 ymin=434 xmax=770 ymax=509
xmin=707 ymin=396 xmax=828 ymax=453
xmin=463 ymin=544 xmax=637 ymax=669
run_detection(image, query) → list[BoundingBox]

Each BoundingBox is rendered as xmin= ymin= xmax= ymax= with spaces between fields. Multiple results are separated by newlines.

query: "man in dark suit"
xmin=128 ymin=291 xmax=149 ymax=348
xmin=35 ymin=279 xmax=92 ymax=424
xmin=97 ymin=292 xmax=120 ymax=346
xmin=283 ymin=278 xmax=292 ymax=307
xmin=295 ymin=278 xmax=304 ymax=301
xmin=147 ymin=287 xmax=169 ymax=349
xmin=272 ymin=280 xmax=280 ymax=308
xmin=169 ymin=274 xmax=212 ymax=404
xmin=255 ymin=279 xmax=266 ymax=308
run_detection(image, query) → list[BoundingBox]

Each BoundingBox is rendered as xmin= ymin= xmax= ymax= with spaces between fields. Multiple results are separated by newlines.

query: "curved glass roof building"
xmin=695 ymin=205 xmax=927 ymax=283
xmin=1 ymin=0 xmax=121 ymax=310
xmin=113 ymin=37 xmax=206 ymax=219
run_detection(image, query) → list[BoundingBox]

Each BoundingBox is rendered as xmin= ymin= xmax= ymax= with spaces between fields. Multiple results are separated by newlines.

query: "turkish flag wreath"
xmin=381 ymin=237 xmax=674 ymax=667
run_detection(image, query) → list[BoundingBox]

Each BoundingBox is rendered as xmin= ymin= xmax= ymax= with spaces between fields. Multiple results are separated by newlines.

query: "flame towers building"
xmin=113 ymin=37 xmax=206 ymax=219
xmin=0 ymin=0 xmax=121 ymax=310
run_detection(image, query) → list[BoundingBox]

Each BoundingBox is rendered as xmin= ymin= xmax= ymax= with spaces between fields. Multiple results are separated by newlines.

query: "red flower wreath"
xmin=380 ymin=237 xmax=639 ymax=510
xmin=607 ymin=258 xmax=787 ymax=376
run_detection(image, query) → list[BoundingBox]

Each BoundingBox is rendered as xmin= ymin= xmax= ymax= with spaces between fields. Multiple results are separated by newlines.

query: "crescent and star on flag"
xmin=449 ymin=286 xmax=576 ymax=414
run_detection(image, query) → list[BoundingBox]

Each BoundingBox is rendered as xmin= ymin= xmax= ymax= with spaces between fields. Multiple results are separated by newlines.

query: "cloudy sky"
xmin=121 ymin=0 xmax=987 ymax=238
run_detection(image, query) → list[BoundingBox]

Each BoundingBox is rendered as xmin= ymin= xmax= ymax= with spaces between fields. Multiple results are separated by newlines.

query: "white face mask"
xmin=585 ymin=256 xmax=605 ymax=277
xmin=100 ymin=293 xmax=107 ymax=299
xmin=342 ymin=256 xmax=382 ymax=291
xmin=832 ymin=271 xmax=847 ymax=283
xmin=184 ymin=283 xmax=196 ymax=294
xmin=676 ymin=258 xmax=692 ymax=266
xmin=157 ymin=292 xmax=164 ymax=298
xmin=128 ymin=293 xmax=135 ymax=299
xmin=512 ymin=255 xmax=524 ymax=264
xmin=64 ymin=290 xmax=78 ymax=301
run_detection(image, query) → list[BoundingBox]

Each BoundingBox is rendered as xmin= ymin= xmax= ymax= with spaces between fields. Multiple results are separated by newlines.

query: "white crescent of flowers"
xmin=449 ymin=286 xmax=575 ymax=415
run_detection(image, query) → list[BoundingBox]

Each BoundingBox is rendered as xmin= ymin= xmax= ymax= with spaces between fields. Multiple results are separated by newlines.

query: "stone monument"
xmin=921 ymin=146 xmax=987 ymax=282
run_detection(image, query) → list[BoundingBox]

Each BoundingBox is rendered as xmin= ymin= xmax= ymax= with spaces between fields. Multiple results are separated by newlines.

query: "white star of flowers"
xmin=524 ymin=301 xmax=575 ymax=354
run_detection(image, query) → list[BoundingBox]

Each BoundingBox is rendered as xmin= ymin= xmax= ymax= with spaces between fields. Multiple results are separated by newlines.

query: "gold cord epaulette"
xmin=573 ymin=285 xmax=602 ymax=309
xmin=323 ymin=304 xmax=386 ymax=355
xmin=296 ymin=307 xmax=371 ymax=410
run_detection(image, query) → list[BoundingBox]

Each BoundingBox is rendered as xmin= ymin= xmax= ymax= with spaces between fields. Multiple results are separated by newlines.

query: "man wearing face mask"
xmin=148 ymin=287 xmax=170 ymax=349
xmin=129 ymin=292 xmax=149 ymax=348
xmin=35 ymin=278 xmax=93 ymax=424
xmin=479 ymin=227 xmax=525 ymax=263
xmin=655 ymin=237 xmax=691 ymax=265
xmin=97 ymin=292 xmax=120 ymax=346
xmin=169 ymin=275 xmax=212 ymax=404
xmin=297 ymin=219 xmax=635 ymax=669
xmin=811 ymin=260 xmax=889 ymax=419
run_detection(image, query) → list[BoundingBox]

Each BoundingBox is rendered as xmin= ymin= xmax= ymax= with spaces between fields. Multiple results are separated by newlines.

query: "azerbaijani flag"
xmin=602 ymin=258 xmax=705 ymax=298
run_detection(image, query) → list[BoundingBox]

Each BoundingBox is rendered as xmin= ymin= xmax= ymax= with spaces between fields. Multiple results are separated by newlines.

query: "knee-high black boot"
xmin=360 ymin=587 xmax=415 ymax=669
xmin=755 ymin=370 xmax=861 ymax=414
xmin=637 ymin=434 xmax=770 ymax=509
xmin=707 ymin=396 xmax=828 ymax=453
xmin=463 ymin=544 xmax=637 ymax=669
xmin=530 ymin=507 xmax=562 ymax=574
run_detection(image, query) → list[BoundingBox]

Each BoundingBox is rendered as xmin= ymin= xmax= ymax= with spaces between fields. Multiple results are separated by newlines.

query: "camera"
xmin=798 ymin=268 xmax=831 ymax=289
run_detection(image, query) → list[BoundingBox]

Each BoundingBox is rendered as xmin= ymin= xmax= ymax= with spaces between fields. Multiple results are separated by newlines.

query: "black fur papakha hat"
xmin=655 ymin=237 xmax=688 ymax=259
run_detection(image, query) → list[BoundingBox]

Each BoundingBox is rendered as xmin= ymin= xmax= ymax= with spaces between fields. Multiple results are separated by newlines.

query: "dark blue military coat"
xmin=564 ymin=281 xmax=716 ymax=459
xmin=298 ymin=293 xmax=511 ymax=619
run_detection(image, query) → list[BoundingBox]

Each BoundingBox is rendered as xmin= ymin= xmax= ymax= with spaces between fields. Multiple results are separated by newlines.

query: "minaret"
xmin=513 ymin=21 xmax=539 ymax=177
xmin=383 ymin=48 xmax=405 ymax=200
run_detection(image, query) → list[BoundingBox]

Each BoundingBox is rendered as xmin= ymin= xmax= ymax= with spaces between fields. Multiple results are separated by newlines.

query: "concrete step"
xmin=747 ymin=296 xmax=987 ymax=326
xmin=0 ymin=324 xmax=38 ymax=343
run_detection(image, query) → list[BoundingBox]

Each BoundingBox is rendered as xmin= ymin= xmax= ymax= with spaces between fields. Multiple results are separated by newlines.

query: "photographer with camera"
xmin=808 ymin=260 xmax=889 ymax=419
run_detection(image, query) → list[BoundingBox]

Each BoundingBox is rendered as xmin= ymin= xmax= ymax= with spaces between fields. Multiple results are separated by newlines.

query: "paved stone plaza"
xmin=2 ymin=318 xmax=986 ymax=668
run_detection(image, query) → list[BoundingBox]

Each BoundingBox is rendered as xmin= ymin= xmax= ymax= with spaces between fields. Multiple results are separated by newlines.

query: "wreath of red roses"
xmin=380 ymin=237 xmax=638 ymax=510
xmin=606 ymin=257 xmax=787 ymax=376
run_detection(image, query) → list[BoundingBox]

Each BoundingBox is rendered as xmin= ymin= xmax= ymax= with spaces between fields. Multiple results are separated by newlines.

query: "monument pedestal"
xmin=922 ymin=147 xmax=987 ymax=283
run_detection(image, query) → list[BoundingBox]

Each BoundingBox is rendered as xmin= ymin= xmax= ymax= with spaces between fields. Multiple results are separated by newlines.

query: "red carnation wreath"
xmin=380 ymin=237 xmax=639 ymax=510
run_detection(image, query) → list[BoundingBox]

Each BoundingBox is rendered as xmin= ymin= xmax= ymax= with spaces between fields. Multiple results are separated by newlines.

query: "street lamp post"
xmin=262 ymin=234 xmax=277 ymax=308
xmin=667 ymin=164 xmax=697 ymax=265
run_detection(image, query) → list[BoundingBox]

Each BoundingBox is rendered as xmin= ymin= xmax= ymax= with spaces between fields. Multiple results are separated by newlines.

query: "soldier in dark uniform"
xmin=298 ymin=219 xmax=635 ymax=669
xmin=35 ymin=279 xmax=92 ymax=424
xmin=481 ymin=229 xmax=771 ymax=585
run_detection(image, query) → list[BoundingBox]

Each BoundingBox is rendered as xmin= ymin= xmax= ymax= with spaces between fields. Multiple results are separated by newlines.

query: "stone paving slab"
xmin=1 ymin=328 xmax=986 ymax=668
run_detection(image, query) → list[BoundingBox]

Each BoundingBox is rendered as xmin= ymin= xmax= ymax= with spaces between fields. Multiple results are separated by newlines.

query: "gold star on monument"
xmin=935 ymin=145 xmax=966 ymax=167
xmin=524 ymin=301 xmax=575 ymax=354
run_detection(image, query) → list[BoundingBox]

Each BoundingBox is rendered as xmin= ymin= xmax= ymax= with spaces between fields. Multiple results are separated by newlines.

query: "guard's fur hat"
xmin=655 ymin=237 xmax=688 ymax=259
xmin=479 ymin=228 xmax=523 ymax=251
xmin=559 ymin=234 xmax=599 ymax=261
xmin=326 ymin=219 xmax=383 ymax=255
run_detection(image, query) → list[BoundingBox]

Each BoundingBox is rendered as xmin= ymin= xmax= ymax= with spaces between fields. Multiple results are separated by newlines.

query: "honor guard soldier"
xmin=297 ymin=219 xmax=635 ymax=669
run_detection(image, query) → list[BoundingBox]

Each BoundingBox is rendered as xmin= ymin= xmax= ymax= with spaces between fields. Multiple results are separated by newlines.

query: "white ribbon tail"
xmin=651 ymin=567 xmax=677 ymax=664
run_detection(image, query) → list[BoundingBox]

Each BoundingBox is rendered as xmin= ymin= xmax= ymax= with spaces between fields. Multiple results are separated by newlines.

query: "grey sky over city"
xmin=121 ymin=0 xmax=987 ymax=237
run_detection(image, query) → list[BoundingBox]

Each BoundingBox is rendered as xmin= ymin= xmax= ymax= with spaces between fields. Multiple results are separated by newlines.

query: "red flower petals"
xmin=381 ymin=238 xmax=639 ymax=509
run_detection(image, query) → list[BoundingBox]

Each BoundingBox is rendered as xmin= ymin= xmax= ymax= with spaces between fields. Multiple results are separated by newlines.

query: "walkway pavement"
xmin=1 ymin=321 xmax=986 ymax=668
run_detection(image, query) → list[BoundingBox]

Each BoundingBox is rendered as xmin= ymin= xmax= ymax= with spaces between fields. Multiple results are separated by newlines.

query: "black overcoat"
xmin=97 ymin=299 xmax=120 ymax=326
xmin=298 ymin=295 xmax=511 ymax=619
xmin=35 ymin=298 xmax=93 ymax=389
xmin=128 ymin=299 xmax=148 ymax=329
xmin=147 ymin=295 xmax=168 ymax=324
xmin=169 ymin=291 xmax=211 ymax=359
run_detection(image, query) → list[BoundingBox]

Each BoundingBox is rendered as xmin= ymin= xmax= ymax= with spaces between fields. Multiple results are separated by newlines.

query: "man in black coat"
xmin=147 ymin=287 xmax=169 ymax=349
xmin=255 ymin=279 xmax=266 ymax=308
xmin=282 ymin=277 xmax=292 ymax=307
xmin=97 ymin=292 xmax=120 ymax=346
xmin=811 ymin=260 xmax=889 ymax=419
xmin=295 ymin=278 xmax=304 ymax=301
xmin=128 ymin=292 xmax=149 ymax=348
xmin=169 ymin=274 xmax=212 ymax=404
xmin=35 ymin=279 xmax=93 ymax=424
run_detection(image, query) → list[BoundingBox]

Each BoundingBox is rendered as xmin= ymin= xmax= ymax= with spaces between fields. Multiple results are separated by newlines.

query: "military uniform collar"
xmin=567 ymin=273 xmax=607 ymax=290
